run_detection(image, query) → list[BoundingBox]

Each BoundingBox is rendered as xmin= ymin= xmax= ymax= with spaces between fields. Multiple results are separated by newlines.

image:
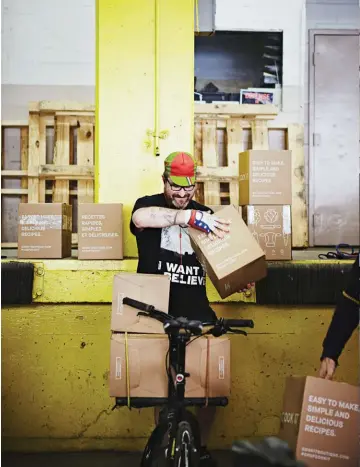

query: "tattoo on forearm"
xmin=144 ymin=207 xmax=177 ymax=227
xmin=164 ymin=212 xmax=176 ymax=224
xmin=149 ymin=210 xmax=158 ymax=220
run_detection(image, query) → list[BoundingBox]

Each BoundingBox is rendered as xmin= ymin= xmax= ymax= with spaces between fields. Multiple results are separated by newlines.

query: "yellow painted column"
xmin=96 ymin=0 xmax=194 ymax=257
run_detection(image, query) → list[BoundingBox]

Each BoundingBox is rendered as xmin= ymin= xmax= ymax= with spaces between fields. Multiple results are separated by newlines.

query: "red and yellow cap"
xmin=164 ymin=151 xmax=197 ymax=187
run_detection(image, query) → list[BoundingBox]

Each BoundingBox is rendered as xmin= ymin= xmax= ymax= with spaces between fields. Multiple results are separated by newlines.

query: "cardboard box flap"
xmin=111 ymin=272 xmax=170 ymax=333
xmin=113 ymin=273 xmax=170 ymax=312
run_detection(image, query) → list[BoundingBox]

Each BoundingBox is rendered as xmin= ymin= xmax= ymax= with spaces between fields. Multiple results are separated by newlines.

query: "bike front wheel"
xmin=171 ymin=420 xmax=199 ymax=467
xmin=143 ymin=420 xmax=199 ymax=467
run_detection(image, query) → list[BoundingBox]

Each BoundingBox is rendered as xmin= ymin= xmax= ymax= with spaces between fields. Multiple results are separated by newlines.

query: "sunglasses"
xmin=167 ymin=180 xmax=196 ymax=192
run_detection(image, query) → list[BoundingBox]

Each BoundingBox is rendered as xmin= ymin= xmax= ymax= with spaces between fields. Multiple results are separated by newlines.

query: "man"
xmin=130 ymin=151 xmax=252 ymax=467
xmin=319 ymin=254 xmax=359 ymax=380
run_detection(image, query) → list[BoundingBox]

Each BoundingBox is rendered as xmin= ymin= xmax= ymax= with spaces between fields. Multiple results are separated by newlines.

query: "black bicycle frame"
xmin=165 ymin=330 xmax=192 ymax=463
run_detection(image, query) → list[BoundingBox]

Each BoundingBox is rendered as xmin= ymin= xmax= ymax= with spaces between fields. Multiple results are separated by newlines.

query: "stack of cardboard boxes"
xmin=109 ymin=272 xmax=232 ymax=402
xmin=239 ymin=150 xmax=293 ymax=261
xmin=17 ymin=203 xmax=123 ymax=260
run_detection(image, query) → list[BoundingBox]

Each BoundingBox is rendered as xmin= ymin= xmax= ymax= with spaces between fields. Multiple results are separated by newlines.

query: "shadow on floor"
xmin=2 ymin=450 xmax=234 ymax=467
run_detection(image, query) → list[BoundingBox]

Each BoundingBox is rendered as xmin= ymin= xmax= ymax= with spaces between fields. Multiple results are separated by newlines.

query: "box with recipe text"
xmin=188 ymin=205 xmax=267 ymax=299
xmin=279 ymin=376 xmax=359 ymax=467
xmin=17 ymin=203 xmax=72 ymax=259
xmin=239 ymin=150 xmax=292 ymax=205
xmin=78 ymin=203 xmax=123 ymax=259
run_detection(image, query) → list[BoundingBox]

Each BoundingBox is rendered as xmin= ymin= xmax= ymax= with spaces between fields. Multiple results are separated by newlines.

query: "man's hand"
xmin=187 ymin=210 xmax=230 ymax=239
xmin=319 ymin=358 xmax=336 ymax=380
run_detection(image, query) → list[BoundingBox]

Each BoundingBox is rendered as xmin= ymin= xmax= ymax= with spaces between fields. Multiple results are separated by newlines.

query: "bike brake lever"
xmin=229 ymin=328 xmax=247 ymax=336
xmin=137 ymin=311 xmax=152 ymax=318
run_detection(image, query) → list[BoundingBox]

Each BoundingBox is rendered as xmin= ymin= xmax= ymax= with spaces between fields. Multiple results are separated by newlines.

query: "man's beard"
xmin=166 ymin=194 xmax=191 ymax=209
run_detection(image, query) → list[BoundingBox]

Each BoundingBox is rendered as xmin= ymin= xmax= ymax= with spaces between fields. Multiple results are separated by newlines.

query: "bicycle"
xmin=114 ymin=296 xmax=255 ymax=467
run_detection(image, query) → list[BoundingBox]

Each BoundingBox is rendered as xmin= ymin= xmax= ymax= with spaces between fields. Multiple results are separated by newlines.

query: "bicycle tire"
xmin=141 ymin=422 xmax=168 ymax=467
xmin=141 ymin=416 xmax=200 ymax=467
xmin=172 ymin=420 xmax=199 ymax=467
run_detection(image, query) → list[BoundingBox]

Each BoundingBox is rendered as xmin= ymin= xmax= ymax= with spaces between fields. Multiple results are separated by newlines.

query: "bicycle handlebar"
xmin=122 ymin=296 xmax=254 ymax=336
xmin=224 ymin=319 xmax=254 ymax=329
xmin=123 ymin=297 xmax=155 ymax=313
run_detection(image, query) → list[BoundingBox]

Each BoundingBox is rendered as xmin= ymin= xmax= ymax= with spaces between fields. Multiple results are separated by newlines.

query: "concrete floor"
xmin=2 ymin=450 xmax=233 ymax=467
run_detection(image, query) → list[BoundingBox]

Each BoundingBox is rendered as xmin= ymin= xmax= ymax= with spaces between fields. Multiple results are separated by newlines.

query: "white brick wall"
xmin=2 ymin=0 xmax=95 ymax=86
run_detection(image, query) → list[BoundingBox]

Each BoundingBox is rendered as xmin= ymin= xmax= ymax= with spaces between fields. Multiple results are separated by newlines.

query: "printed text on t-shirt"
xmin=158 ymin=261 xmax=205 ymax=286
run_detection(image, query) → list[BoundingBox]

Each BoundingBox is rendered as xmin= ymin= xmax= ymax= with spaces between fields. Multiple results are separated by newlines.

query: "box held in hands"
xmin=189 ymin=205 xmax=267 ymax=299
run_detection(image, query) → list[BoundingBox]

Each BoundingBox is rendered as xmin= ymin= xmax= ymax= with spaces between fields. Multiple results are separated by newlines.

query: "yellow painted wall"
xmin=8 ymin=259 xmax=254 ymax=304
xmin=96 ymin=0 xmax=194 ymax=257
xmin=2 ymin=303 xmax=358 ymax=452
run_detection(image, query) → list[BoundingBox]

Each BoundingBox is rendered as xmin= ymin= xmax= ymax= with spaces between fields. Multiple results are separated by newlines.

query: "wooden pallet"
xmin=193 ymin=104 xmax=308 ymax=248
xmin=1 ymin=101 xmax=95 ymax=247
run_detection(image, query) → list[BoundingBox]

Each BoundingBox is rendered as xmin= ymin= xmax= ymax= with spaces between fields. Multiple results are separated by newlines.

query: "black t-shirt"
xmin=130 ymin=193 xmax=216 ymax=321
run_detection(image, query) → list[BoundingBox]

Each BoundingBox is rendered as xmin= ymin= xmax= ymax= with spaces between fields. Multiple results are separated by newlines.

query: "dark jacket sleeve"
xmin=321 ymin=255 xmax=359 ymax=364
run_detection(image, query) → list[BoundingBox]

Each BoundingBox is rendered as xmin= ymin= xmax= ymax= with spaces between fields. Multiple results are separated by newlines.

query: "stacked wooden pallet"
xmin=1 ymin=101 xmax=307 ymax=249
xmin=193 ymin=103 xmax=307 ymax=248
xmin=1 ymin=101 xmax=95 ymax=246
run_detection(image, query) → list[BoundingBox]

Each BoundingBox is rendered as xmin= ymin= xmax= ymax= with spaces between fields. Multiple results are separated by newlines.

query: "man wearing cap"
xmin=130 ymin=151 xmax=252 ymax=466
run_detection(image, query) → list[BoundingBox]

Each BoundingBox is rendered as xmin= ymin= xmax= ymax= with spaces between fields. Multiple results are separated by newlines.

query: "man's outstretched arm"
xmin=132 ymin=207 xmax=230 ymax=237
xmin=132 ymin=207 xmax=190 ymax=229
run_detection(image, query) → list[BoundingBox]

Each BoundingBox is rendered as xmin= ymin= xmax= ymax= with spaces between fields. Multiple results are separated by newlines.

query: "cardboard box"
xmin=109 ymin=334 xmax=168 ymax=398
xmin=188 ymin=205 xmax=267 ymax=299
xmin=109 ymin=334 xmax=230 ymax=399
xmin=208 ymin=205 xmax=240 ymax=214
xmin=17 ymin=203 xmax=72 ymax=259
xmin=185 ymin=335 xmax=231 ymax=398
xmin=239 ymin=150 xmax=292 ymax=205
xmin=111 ymin=272 xmax=171 ymax=333
xmin=279 ymin=376 xmax=360 ymax=467
xmin=243 ymin=205 xmax=292 ymax=260
xmin=78 ymin=203 xmax=123 ymax=259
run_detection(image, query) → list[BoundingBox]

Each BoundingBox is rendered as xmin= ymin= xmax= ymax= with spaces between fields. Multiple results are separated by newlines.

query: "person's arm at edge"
xmin=319 ymin=256 xmax=359 ymax=379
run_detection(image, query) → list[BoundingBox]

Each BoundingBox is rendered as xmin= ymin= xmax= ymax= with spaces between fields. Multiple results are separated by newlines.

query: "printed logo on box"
xmin=218 ymin=356 xmax=225 ymax=380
